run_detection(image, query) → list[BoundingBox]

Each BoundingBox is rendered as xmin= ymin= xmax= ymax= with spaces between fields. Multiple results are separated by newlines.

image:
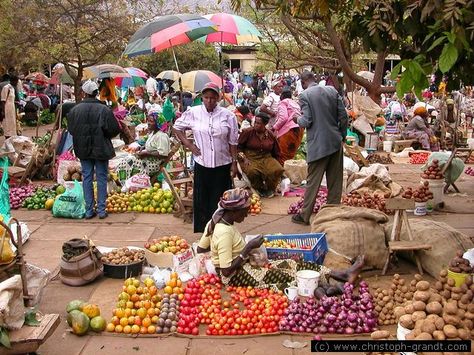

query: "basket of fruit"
xmin=100 ymin=247 xmax=145 ymax=279
xmin=263 ymin=233 xmax=328 ymax=264
xmin=144 ymin=236 xmax=192 ymax=268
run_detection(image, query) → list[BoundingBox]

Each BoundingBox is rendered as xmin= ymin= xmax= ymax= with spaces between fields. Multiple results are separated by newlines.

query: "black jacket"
xmin=67 ymin=98 xmax=120 ymax=160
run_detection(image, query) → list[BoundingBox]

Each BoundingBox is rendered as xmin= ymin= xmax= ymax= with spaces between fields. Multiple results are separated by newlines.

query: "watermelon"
xmin=90 ymin=316 xmax=106 ymax=332
xmin=70 ymin=311 xmax=90 ymax=336
xmin=67 ymin=310 xmax=82 ymax=327
xmin=66 ymin=299 xmax=85 ymax=313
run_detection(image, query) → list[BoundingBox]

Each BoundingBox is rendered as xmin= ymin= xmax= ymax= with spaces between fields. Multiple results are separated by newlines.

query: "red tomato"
xmin=192 ymin=327 xmax=199 ymax=335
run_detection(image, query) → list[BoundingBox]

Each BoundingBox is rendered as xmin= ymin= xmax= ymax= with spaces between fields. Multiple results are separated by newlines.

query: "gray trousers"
xmin=301 ymin=146 xmax=343 ymax=223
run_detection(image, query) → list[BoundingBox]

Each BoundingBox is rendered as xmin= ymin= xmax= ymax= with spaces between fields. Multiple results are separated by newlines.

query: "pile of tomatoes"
xmin=177 ymin=273 xmax=288 ymax=336
xmin=409 ymin=152 xmax=430 ymax=164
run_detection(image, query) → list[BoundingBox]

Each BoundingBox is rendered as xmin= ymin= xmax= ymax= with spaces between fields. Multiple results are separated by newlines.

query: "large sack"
xmin=397 ymin=219 xmax=474 ymax=278
xmin=284 ymin=159 xmax=307 ymax=184
xmin=311 ymin=205 xmax=389 ymax=269
xmin=346 ymin=163 xmax=403 ymax=197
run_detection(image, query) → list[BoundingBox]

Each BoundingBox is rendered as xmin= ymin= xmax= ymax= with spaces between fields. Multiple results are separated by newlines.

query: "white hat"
xmin=431 ymin=110 xmax=439 ymax=117
xmin=82 ymin=80 xmax=99 ymax=95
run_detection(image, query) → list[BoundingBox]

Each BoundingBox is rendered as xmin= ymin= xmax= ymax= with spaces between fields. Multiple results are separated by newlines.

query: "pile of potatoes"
xmin=448 ymin=251 xmax=474 ymax=274
xmin=395 ymin=276 xmax=474 ymax=341
xmin=101 ymin=247 xmax=145 ymax=265
xmin=374 ymin=274 xmax=416 ymax=325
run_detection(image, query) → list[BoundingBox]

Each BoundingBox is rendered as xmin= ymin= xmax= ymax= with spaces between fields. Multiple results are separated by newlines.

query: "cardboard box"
xmin=145 ymin=248 xmax=193 ymax=270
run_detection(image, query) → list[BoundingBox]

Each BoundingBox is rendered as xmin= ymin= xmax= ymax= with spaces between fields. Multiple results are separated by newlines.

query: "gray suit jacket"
xmin=297 ymin=83 xmax=348 ymax=163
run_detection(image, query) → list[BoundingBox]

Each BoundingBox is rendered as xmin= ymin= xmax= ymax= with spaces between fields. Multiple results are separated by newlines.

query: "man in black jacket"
xmin=67 ymin=80 xmax=120 ymax=219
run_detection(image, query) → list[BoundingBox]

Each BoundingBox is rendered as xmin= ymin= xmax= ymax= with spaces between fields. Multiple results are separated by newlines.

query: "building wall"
xmin=226 ymin=52 xmax=257 ymax=73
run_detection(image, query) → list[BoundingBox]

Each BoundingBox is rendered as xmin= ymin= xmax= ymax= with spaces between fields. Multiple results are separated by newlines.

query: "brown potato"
xmin=400 ymin=314 xmax=415 ymax=329
xmin=461 ymin=319 xmax=473 ymax=330
xmin=426 ymin=301 xmax=443 ymax=315
xmin=412 ymin=311 xmax=427 ymax=322
xmin=439 ymin=269 xmax=448 ymax=277
xmin=457 ymin=328 xmax=470 ymax=340
xmin=443 ymin=324 xmax=458 ymax=338
xmin=404 ymin=304 xmax=415 ymax=314
xmin=432 ymin=330 xmax=446 ymax=340
xmin=434 ymin=317 xmax=445 ymax=330
xmin=415 ymin=332 xmax=433 ymax=340
xmin=445 ymin=301 xmax=458 ymax=315
xmin=442 ymin=314 xmax=460 ymax=326
xmin=370 ymin=330 xmax=390 ymax=339
xmin=413 ymin=301 xmax=426 ymax=311
xmin=416 ymin=280 xmax=430 ymax=291
xmin=421 ymin=320 xmax=436 ymax=334
xmin=414 ymin=290 xmax=431 ymax=302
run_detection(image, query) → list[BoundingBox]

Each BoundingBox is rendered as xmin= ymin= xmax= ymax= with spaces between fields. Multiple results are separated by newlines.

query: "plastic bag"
xmin=121 ymin=174 xmax=151 ymax=193
xmin=245 ymin=235 xmax=268 ymax=267
xmin=52 ymin=180 xmax=86 ymax=219
xmin=57 ymin=159 xmax=81 ymax=185
xmin=0 ymin=275 xmax=25 ymax=330
xmin=0 ymin=157 xmax=10 ymax=222
xmin=0 ymin=220 xmax=14 ymax=265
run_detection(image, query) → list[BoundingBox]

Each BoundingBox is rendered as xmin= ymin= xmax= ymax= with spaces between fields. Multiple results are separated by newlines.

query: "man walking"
xmin=67 ymin=80 xmax=120 ymax=219
xmin=291 ymin=71 xmax=348 ymax=225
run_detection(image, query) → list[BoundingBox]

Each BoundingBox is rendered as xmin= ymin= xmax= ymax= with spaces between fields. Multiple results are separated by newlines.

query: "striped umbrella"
xmin=173 ymin=70 xmax=222 ymax=93
xmin=157 ymin=70 xmax=181 ymax=81
xmin=202 ymin=13 xmax=262 ymax=45
xmin=123 ymin=14 xmax=217 ymax=57
xmin=25 ymin=72 xmax=50 ymax=84
xmin=83 ymin=64 xmax=130 ymax=80
xmin=114 ymin=67 xmax=148 ymax=87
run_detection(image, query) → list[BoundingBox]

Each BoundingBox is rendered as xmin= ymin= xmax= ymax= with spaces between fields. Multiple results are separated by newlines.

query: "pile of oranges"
xmin=164 ymin=272 xmax=184 ymax=298
xmin=106 ymin=277 xmax=162 ymax=334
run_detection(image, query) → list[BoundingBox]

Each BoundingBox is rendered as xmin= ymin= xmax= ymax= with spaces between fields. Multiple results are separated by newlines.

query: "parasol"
xmin=114 ymin=67 xmax=148 ymax=87
xmin=172 ymin=70 xmax=222 ymax=93
xmin=202 ymin=13 xmax=262 ymax=45
xmin=25 ymin=72 xmax=50 ymax=84
xmin=83 ymin=64 xmax=131 ymax=80
xmin=157 ymin=70 xmax=181 ymax=82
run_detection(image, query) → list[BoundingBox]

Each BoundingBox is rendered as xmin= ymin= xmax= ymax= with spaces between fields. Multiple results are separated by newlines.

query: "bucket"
xmin=296 ymin=269 xmax=320 ymax=297
xmin=421 ymin=179 xmax=444 ymax=207
xmin=447 ymin=269 xmax=470 ymax=287
xmin=365 ymin=132 xmax=379 ymax=151
xmin=383 ymin=140 xmax=393 ymax=153
xmin=414 ymin=202 xmax=427 ymax=216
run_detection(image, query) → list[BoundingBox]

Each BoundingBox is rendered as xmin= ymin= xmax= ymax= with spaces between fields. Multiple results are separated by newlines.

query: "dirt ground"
xmin=3 ymin=125 xmax=474 ymax=354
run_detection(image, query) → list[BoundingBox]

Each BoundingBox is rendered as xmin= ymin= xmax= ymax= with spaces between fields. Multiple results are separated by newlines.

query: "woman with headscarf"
xmin=273 ymin=89 xmax=304 ymax=165
xmin=197 ymin=188 xmax=365 ymax=290
xmin=238 ymin=112 xmax=284 ymax=198
xmin=114 ymin=111 xmax=170 ymax=182
xmin=403 ymin=106 xmax=433 ymax=150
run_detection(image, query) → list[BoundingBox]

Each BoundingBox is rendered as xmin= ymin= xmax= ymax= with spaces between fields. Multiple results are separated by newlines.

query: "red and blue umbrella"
xmin=202 ymin=13 xmax=262 ymax=45
xmin=114 ymin=67 xmax=148 ymax=87
xmin=124 ymin=14 xmax=217 ymax=57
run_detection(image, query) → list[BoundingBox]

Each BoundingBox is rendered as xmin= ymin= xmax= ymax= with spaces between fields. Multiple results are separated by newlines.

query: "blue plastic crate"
xmin=264 ymin=233 xmax=328 ymax=265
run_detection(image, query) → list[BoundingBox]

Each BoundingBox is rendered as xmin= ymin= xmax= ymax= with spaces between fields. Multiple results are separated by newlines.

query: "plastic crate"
xmin=264 ymin=233 xmax=328 ymax=264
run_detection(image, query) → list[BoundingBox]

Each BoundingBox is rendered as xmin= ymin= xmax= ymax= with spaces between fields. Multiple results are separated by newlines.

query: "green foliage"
xmin=0 ymin=327 xmax=10 ymax=348
xmin=128 ymin=42 xmax=221 ymax=75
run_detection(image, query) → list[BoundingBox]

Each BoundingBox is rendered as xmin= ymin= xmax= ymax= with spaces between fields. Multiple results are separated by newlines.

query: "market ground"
xmin=5 ymin=157 xmax=470 ymax=355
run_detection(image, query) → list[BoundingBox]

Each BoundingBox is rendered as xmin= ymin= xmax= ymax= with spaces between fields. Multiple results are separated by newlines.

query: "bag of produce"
xmin=0 ymin=157 xmax=11 ymax=222
xmin=122 ymin=174 xmax=150 ymax=193
xmin=245 ymin=234 xmax=268 ymax=267
xmin=52 ymin=180 xmax=86 ymax=219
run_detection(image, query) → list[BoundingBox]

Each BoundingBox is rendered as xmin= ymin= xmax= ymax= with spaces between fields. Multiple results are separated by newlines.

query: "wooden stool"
xmin=382 ymin=198 xmax=432 ymax=275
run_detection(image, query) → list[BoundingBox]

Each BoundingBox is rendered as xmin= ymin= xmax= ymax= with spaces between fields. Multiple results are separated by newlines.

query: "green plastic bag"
xmin=52 ymin=180 xmax=85 ymax=219
xmin=162 ymin=97 xmax=175 ymax=122
xmin=0 ymin=157 xmax=10 ymax=222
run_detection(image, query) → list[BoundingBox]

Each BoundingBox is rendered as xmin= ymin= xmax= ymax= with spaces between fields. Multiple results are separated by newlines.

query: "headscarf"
xmin=147 ymin=111 xmax=169 ymax=132
xmin=413 ymin=106 xmax=427 ymax=116
xmin=206 ymin=188 xmax=251 ymax=236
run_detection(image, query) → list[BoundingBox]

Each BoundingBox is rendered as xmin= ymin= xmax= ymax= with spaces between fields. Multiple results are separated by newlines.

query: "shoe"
xmin=99 ymin=213 xmax=108 ymax=219
xmin=291 ymin=213 xmax=309 ymax=225
xmin=264 ymin=191 xmax=275 ymax=198
xmin=85 ymin=212 xmax=97 ymax=220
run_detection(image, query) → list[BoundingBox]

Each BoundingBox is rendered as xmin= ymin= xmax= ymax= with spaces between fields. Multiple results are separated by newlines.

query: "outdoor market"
xmin=0 ymin=1 xmax=474 ymax=354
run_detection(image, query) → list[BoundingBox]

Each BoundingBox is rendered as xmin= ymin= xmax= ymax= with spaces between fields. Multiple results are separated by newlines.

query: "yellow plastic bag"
xmin=0 ymin=216 xmax=14 ymax=265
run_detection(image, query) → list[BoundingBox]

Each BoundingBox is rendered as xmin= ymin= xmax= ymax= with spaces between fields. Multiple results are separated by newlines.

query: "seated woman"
xmin=403 ymin=106 xmax=433 ymax=150
xmin=115 ymin=112 xmax=170 ymax=183
xmin=238 ymin=112 xmax=284 ymax=198
xmin=197 ymin=188 xmax=365 ymax=290
xmin=273 ymin=89 xmax=304 ymax=165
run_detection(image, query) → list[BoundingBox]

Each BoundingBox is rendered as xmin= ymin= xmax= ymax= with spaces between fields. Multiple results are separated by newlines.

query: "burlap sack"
xmin=397 ymin=219 xmax=474 ymax=278
xmin=284 ymin=159 xmax=307 ymax=184
xmin=311 ymin=205 xmax=389 ymax=269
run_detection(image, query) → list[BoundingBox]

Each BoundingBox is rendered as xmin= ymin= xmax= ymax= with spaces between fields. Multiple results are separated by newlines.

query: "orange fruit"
xmin=164 ymin=286 xmax=173 ymax=294
xmin=123 ymin=325 xmax=132 ymax=334
xmin=115 ymin=325 xmax=123 ymax=333
xmin=140 ymin=326 xmax=148 ymax=334
xmin=172 ymin=287 xmax=182 ymax=294
xmin=106 ymin=323 xmax=115 ymax=332
xmin=111 ymin=316 xmax=120 ymax=326
xmin=147 ymin=308 xmax=156 ymax=317
xmin=115 ymin=309 xmax=125 ymax=319
xmin=151 ymin=315 xmax=159 ymax=323
xmin=170 ymin=272 xmax=178 ymax=279
xmin=142 ymin=317 xmax=151 ymax=328
xmin=128 ymin=316 xmax=135 ymax=325
xmin=143 ymin=300 xmax=152 ymax=309
xmin=176 ymin=280 xmax=182 ymax=287
xmin=167 ymin=279 xmax=177 ymax=288
xmin=136 ymin=308 xmax=147 ymax=319
xmin=131 ymin=324 xmax=140 ymax=334
xmin=124 ymin=308 xmax=132 ymax=317
xmin=120 ymin=317 xmax=129 ymax=327
xmin=147 ymin=325 xmax=156 ymax=334
xmin=126 ymin=301 xmax=134 ymax=309
xmin=130 ymin=294 xmax=140 ymax=302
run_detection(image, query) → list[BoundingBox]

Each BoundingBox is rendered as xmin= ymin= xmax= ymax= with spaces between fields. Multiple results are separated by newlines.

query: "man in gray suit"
xmin=292 ymin=71 xmax=348 ymax=225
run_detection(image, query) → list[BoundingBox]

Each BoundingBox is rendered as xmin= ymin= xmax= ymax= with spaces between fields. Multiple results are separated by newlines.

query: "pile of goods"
xmin=101 ymin=247 xmax=145 ymax=265
xmin=367 ymin=153 xmax=394 ymax=164
xmin=163 ymin=272 xmax=184 ymax=296
xmin=9 ymin=184 xmax=36 ymax=209
xmin=106 ymin=277 xmax=162 ymax=334
xmin=263 ymin=239 xmax=312 ymax=250
xmin=401 ymin=181 xmax=433 ymax=203
xmin=32 ymin=132 xmax=52 ymax=146
xmin=177 ymin=274 xmax=286 ymax=335
xmin=63 ymin=165 xmax=83 ymax=182
xmin=144 ymin=236 xmax=189 ymax=254
xmin=128 ymin=187 xmax=176 ymax=214
xmin=447 ymin=251 xmax=473 ymax=274
xmin=22 ymin=185 xmax=63 ymax=210
xmin=66 ymin=300 xmax=106 ymax=336
xmin=106 ymin=192 xmax=131 ymax=213
xmin=342 ymin=192 xmax=391 ymax=214
xmin=155 ymin=293 xmax=180 ymax=334
xmin=465 ymin=167 xmax=474 ymax=176
xmin=409 ymin=152 xmax=430 ymax=164
xmin=249 ymin=193 xmax=262 ymax=215
xmin=373 ymin=274 xmax=416 ymax=326
xmin=396 ymin=274 xmax=474 ymax=340
xmin=287 ymin=189 xmax=327 ymax=215
xmin=421 ymin=159 xmax=443 ymax=180
xmin=280 ymin=282 xmax=377 ymax=334
xmin=54 ymin=152 xmax=76 ymax=179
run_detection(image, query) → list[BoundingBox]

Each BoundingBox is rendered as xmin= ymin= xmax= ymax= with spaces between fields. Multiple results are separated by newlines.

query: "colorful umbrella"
xmin=83 ymin=64 xmax=130 ymax=80
xmin=172 ymin=70 xmax=222 ymax=93
xmin=123 ymin=14 xmax=217 ymax=57
xmin=114 ymin=67 xmax=148 ymax=87
xmin=202 ymin=13 xmax=262 ymax=45
xmin=157 ymin=70 xmax=181 ymax=81
xmin=25 ymin=72 xmax=50 ymax=84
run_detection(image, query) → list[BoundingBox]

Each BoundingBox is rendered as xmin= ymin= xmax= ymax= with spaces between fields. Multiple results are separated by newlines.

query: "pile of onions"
xmin=279 ymin=281 xmax=378 ymax=334
xmin=287 ymin=188 xmax=327 ymax=214
xmin=9 ymin=185 xmax=35 ymax=209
